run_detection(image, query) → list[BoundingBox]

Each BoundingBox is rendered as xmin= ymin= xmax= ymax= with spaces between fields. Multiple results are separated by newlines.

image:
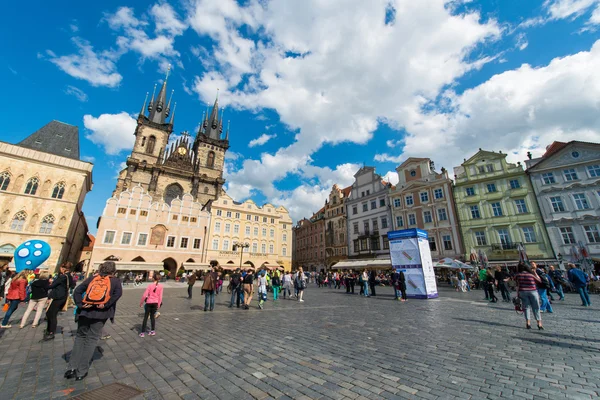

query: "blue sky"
xmin=2 ymin=0 xmax=600 ymax=233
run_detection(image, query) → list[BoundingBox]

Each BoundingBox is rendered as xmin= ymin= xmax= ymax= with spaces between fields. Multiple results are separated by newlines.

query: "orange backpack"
xmin=83 ymin=275 xmax=112 ymax=306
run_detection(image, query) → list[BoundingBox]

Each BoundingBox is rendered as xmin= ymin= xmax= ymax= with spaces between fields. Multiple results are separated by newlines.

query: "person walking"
xmin=534 ymin=264 xmax=553 ymax=313
xmin=516 ymin=262 xmax=543 ymax=330
xmin=20 ymin=271 xmax=50 ymax=328
xmin=229 ymin=268 xmax=242 ymax=308
xmin=44 ymin=263 xmax=74 ymax=340
xmin=479 ymin=267 xmax=490 ymax=300
xmin=282 ymin=271 xmax=292 ymax=299
xmin=391 ymin=270 xmax=399 ymax=299
xmin=202 ymin=267 xmax=218 ymax=312
xmin=271 ymin=270 xmax=281 ymax=301
xmin=360 ymin=270 xmax=369 ymax=296
xmin=257 ymin=271 xmax=268 ymax=309
xmin=242 ymin=269 xmax=254 ymax=309
xmin=457 ymin=269 xmax=467 ymax=293
xmin=549 ymin=265 xmax=565 ymax=301
xmin=296 ymin=268 xmax=307 ymax=302
xmin=1 ymin=271 xmax=28 ymax=328
xmin=398 ymin=270 xmax=407 ymax=302
xmin=187 ymin=271 xmax=197 ymax=299
xmin=486 ymin=268 xmax=498 ymax=303
xmin=368 ymin=270 xmax=377 ymax=296
xmin=65 ymin=261 xmax=122 ymax=381
xmin=494 ymin=266 xmax=511 ymax=302
xmin=567 ymin=263 xmax=591 ymax=307
xmin=139 ymin=273 xmax=163 ymax=337
xmin=348 ymin=272 xmax=356 ymax=294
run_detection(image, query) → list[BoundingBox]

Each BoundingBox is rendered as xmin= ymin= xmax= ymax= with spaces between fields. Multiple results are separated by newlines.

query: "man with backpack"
xmin=534 ymin=263 xmax=553 ymax=313
xmin=229 ymin=268 xmax=242 ymax=308
xmin=65 ymin=261 xmax=122 ymax=381
xmin=568 ymin=263 xmax=591 ymax=307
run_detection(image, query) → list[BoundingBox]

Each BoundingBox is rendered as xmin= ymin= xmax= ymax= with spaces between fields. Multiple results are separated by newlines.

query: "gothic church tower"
xmin=114 ymin=69 xmax=229 ymax=206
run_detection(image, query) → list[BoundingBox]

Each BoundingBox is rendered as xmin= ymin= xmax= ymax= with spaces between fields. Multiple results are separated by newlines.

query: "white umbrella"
xmin=434 ymin=258 xmax=473 ymax=270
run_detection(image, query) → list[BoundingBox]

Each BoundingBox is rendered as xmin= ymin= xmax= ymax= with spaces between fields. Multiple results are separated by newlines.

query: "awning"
xmin=92 ymin=261 xmax=164 ymax=271
xmin=182 ymin=263 xmax=211 ymax=271
xmin=331 ymin=258 xmax=391 ymax=270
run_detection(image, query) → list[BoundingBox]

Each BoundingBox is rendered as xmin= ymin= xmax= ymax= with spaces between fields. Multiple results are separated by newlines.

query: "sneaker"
xmin=149 ymin=331 xmax=156 ymax=336
xmin=139 ymin=333 xmax=145 ymax=338
xmin=0 ymin=325 xmax=11 ymax=329
xmin=154 ymin=312 xmax=160 ymax=319
xmin=100 ymin=335 xmax=111 ymax=340
xmin=299 ymin=299 xmax=305 ymax=302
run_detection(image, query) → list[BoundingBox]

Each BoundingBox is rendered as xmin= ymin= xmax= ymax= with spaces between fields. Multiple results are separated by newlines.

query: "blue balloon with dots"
xmin=14 ymin=240 xmax=51 ymax=272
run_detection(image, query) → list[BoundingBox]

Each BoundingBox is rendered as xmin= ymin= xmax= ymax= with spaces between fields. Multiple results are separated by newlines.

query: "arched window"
xmin=146 ymin=136 xmax=156 ymax=154
xmin=24 ymin=177 xmax=39 ymax=195
xmin=51 ymin=182 xmax=66 ymax=199
xmin=39 ymin=214 xmax=55 ymax=234
xmin=0 ymin=171 xmax=10 ymax=191
xmin=207 ymin=151 xmax=215 ymax=168
xmin=164 ymin=183 xmax=183 ymax=205
xmin=10 ymin=211 xmax=26 ymax=231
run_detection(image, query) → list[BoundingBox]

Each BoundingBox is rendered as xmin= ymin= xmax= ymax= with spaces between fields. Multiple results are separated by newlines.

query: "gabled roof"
xmin=527 ymin=140 xmax=600 ymax=172
xmin=462 ymin=149 xmax=505 ymax=165
xmin=18 ymin=120 xmax=81 ymax=160
xmin=398 ymin=157 xmax=428 ymax=168
xmin=341 ymin=185 xmax=351 ymax=198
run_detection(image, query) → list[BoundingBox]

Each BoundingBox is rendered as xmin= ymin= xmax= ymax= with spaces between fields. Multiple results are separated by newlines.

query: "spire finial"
xmin=140 ymin=92 xmax=149 ymax=116
xmin=169 ymin=102 xmax=177 ymax=126
xmin=165 ymin=64 xmax=171 ymax=83
xmin=225 ymin=119 xmax=230 ymax=141
xmin=166 ymin=89 xmax=174 ymax=116
xmin=216 ymin=88 xmax=219 ymax=101
xmin=148 ymin=84 xmax=157 ymax=112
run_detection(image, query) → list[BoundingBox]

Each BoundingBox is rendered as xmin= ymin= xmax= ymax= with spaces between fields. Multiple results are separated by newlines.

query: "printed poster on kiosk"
xmin=387 ymin=228 xmax=438 ymax=299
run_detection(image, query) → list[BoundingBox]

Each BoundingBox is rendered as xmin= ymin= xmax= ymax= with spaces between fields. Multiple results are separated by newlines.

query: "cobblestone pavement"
xmin=0 ymin=283 xmax=599 ymax=399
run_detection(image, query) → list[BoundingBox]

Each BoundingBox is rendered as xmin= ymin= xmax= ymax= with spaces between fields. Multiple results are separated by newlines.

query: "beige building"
xmin=205 ymin=192 xmax=292 ymax=271
xmin=324 ymin=185 xmax=350 ymax=267
xmin=0 ymin=121 xmax=93 ymax=269
xmin=389 ymin=158 xmax=463 ymax=261
xmin=91 ymin=184 xmax=211 ymax=275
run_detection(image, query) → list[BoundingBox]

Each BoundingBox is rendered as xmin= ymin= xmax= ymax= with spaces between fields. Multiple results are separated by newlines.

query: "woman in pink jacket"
xmin=139 ymin=273 xmax=163 ymax=338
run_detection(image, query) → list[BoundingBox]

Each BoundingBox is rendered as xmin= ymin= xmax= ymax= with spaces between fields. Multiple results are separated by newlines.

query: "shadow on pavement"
xmin=516 ymin=336 xmax=600 ymax=353
xmin=454 ymin=317 xmax=519 ymax=329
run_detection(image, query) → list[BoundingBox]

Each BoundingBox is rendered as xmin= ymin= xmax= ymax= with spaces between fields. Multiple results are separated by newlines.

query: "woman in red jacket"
xmin=1 ymin=271 xmax=28 ymax=328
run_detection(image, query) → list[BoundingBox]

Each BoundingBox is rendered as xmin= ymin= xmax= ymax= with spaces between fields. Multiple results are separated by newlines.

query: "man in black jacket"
xmin=229 ymin=268 xmax=242 ymax=308
xmin=44 ymin=263 xmax=74 ymax=341
xmin=65 ymin=261 xmax=122 ymax=381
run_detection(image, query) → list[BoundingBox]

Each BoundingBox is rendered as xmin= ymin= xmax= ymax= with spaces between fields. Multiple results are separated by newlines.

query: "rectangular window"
xmin=283 ymin=233 xmax=287 ymax=242
xmin=491 ymin=202 xmax=503 ymax=217
xmin=226 ymin=211 xmax=232 ymax=218
xmin=282 ymin=247 xmax=287 ymax=256
xmin=522 ymin=227 xmax=536 ymax=243
xmin=172 ymin=215 xmax=178 ymax=221
xmin=498 ymin=229 xmax=510 ymax=245
xmin=180 ymin=237 xmax=189 ymax=248
xmin=409 ymin=214 xmax=416 ymax=225
xmin=475 ymin=231 xmax=487 ymax=246
xmin=246 ymin=214 xmax=251 ymax=220
xmin=252 ymin=243 xmax=257 ymax=252
xmin=372 ymin=218 xmax=379 ymax=232
xmin=223 ymin=240 xmax=230 ymax=251
xmin=261 ymin=244 xmax=266 ymax=253
xmin=214 ymin=222 xmax=221 ymax=233
xmin=509 ymin=179 xmax=520 ymax=189
xmin=117 ymin=207 xmax=126 ymax=214
xmin=514 ymin=199 xmax=528 ymax=214
xmin=262 ymin=228 xmax=267 ymax=236
xmin=550 ymin=196 xmax=565 ymax=212
xmin=362 ymin=203 xmax=368 ymax=212
xmin=191 ymin=217 xmax=197 ymax=223
xmin=371 ymin=200 xmax=377 ymax=210
xmin=542 ymin=172 xmax=555 ymax=185
xmin=263 ymin=217 xmax=268 ymax=223
xmin=140 ymin=210 xmax=148 ymax=216
xmin=396 ymin=216 xmax=403 ymax=227
xmin=121 ymin=232 xmax=132 ymax=245
xmin=429 ymin=237 xmax=437 ymax=252
xmin=254 ymin=216 xmax=259 ymax=222
xmin=466 ymin=187 xmax=475 ymax=196
xmin=380 ymin=199 xmax=386 ymax=207
xmin=245 ymin=226 xmax=250 ymax=235
xmin=234 ymin=224 xmax=240 ymax=234
xmin=137 ymin=233 xmax=148 ymax=246
xmin=573 ymin=193 xmax=590 ymax=210
xmin=129 ymin=209 xmax=136 ymax=215
xmin=486 ymin=164 xmax=494 ymax=173
xmin=353 ymin=205 xmax=358 ymax=214
xmin=487 ymin=183 xmax=497 ymax=193
xmin=353 ymin=240 xmax=359 ymax=252
xmin=423 ymin=211 xmax=432 ymax=223
xmin=584 ymin=225 xmax=600 ymax=243
xmin=420 ymin=192 xmax=429 ymax=202
xmin=393 ymin=198 xmax=401 ymax=207
xmin=269 ymin=244 xmax=274 ymax=253
xmin=212 ymin=239 xmax=219 ymax=250
xmin=166 ymin=236 xmax=176 ymax=248
xmin=434 ymin=188 xmax=444 ymax=199
xmin=560 ymin=227 xmax=576 ymax=244
xmin=406 ymin=195 xmax=414 ymax=206
xmin=216 ymin=210 xmax=222 ymax=216
xmin=478 ymin=166 xmax=485 ymax=174
xmin=225 ymin=223 xmax=231 ymax=233
xmin=353 ymin=222 xmax=359 ymax=234
xmin=563 ymin=168 xmax=578 ymax=181
xmin=366 ymin=190 xmax=370 ymax=195
xmin=254 ymin=227 xmax=259 ymax=236
xmin=103 ymin=231 xmax=115 ymax=244
xmin=587 ymin=164 xmax=600 ymax=177
xmin=470 ymin=205 xmax=481 ymax=219
xmin=437 ymin=208 xmax=447 ymax=221
xmin=364 ymin=221 xmax=370 ymax=234
xmin=443 ymin=235 xmax=453 ymax=250
xmin=383 ymin=236 xmax=389 ymax=250
xmin=193 ymin=238 xmax=201 ymax=249
xmin=371 ymin=237 xmax=380 ymax=251
xmin=236 ymin=213 xmax=241 ymax=219
xmin=182 ymin=216 xmax=189 ymax=222
xmin=381 ymin=217 xmax=388 ymax=229
xmin=270 ymin=229 xmax=274 ymax=237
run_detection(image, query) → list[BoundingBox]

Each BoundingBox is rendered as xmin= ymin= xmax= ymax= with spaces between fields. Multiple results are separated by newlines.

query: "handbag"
xmin=2 ymin=303 xmax=8 ymax=312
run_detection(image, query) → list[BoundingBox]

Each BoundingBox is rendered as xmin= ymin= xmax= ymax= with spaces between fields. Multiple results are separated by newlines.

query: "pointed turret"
xmin=225 ymin=120 xmax=230 ymax=141
xmin=169 ymin=102 xmax=177 ymax=126
xmin=205 ymin=94 xmax=221 ymax=140
xmin=148 ymin=65 xmax=171 ymax=124
xmin=166 ymin=90 xmax=174 ymax=117
xmin=139 ymin=92 xmax=149 ymax=117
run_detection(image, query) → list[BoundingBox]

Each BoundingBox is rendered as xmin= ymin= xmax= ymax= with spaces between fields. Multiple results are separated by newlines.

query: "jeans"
xmin=519 ymin=290 xmax=541 ymax=322
xmin=577 ymin=286 xmax=591 ymax=306
xmin=555 ymin=283 xmax=564 ymax=300
xmin=482 ymin=284 xmax=490 ymax=299
xmin=204 ymin=291 xmax=215 ymax=311
xmin=230 ymin=287 xmax=241 ymax=307
xmin=282 ymin=285 xmax=291 ymax=298
xmin=142 ymin=304 xmax=158 ymax=332
xmin=537 ymin=288 xmax=553 ymax=312
xmin=20 ymin=297 xmax=48 ymax=327
xmin=187 ymin=285 xmax=193 ymax=299
xmin=498 ymin=282 xmax=511 ymax=302
xmin=67 ymin=316 xmax=106 ymax=376
xmin=272 ymin=286 xmax=280 ymax=300
xmin=363 ymin=282 xmax=369 ymax=296
xmin=46 ymin=298 xmax=66 ymax=334
xmin=2 ymin=299 xmax=20 ymax=326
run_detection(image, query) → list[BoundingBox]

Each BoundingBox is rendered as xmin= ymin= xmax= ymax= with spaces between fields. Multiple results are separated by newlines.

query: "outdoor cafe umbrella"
xmin=478 ymin=249 xmax=488 ymax=269
xmin=434 ymin=258 xmax=474 ymax=270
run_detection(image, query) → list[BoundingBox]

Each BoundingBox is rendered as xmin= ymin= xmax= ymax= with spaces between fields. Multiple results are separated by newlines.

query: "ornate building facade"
xmin=389 ymin=158 xmax=463 ymax=262
xmin=205 ymin=193 xmax=292 ymax=271
xmin=0 ymin=121 xmax=93 ymax=269
xmin=292 ymin=208 xmax=326 ymax=271
xmin=526 ymin=141 xmax=600 ymax=270
xmin=324 ymin=185 xmax=350 ymax=267
xmin=454 ymin=149 xmax=554 ymax=265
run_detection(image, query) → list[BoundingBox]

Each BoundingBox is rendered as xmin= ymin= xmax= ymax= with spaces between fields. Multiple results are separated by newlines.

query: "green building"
xmin=453 ymin=150 xmax=554 ymax=265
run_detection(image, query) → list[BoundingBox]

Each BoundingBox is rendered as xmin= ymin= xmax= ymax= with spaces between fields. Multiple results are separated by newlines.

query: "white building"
xmin=525 ymin=141 xmax=600 ymax=270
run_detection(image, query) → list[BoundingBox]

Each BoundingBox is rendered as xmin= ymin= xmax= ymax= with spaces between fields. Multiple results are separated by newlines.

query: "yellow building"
xmin=206 ymin=193 xmax=292 ymax=271
xmin=0 ymin=121 xmax=93 ymax=269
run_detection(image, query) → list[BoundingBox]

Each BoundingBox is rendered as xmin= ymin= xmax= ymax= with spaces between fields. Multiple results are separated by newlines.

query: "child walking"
xmin=139 ymin=273 xmax=163 ymax=338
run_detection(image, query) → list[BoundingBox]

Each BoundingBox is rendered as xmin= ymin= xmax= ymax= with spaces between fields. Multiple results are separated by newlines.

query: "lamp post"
xmin=233 ymin=241 xmax=250 ymax=269
xmin=557 ymin=253 xmax=563 ymax=271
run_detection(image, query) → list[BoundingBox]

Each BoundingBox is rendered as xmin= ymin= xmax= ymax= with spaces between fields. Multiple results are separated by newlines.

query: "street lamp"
xmin=233 ymin=241 xmax=250 ymax=269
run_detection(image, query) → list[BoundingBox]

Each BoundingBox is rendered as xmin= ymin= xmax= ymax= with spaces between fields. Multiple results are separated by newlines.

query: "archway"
xmin=162 ymin=257 xmax=177 ymax=278
xmin=132 ymin=256 xmax=145 ymax=262
xmin=104 ymin=255 xmax=118 ymax=261
xmin=243 ymin=261 xmax=254 ymax=269
xmin=226 ymin=260 xmax=235 ymax=264
xmin=186 ymin=258 xmax=195 ymax=263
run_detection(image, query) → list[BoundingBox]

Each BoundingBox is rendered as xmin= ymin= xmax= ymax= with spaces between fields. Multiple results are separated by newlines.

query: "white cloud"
xmin=83 ymin=112 xmax=137 ymax=155
xmin=47 ymin=38 xmax=122 ymax=87
xmin=515 ymin=32 xmax=528 ymax=51
xmin=64 ymin=85 xmax=89 ymax=102
xmin=545 ymin=0 xmax=599 ymax=20
xmin=152 ymin=3 xmax=187 ymax=36
xmin=248 ymin=133 xmax=276 ymax=147
xmin=374 ymin=153 xmax=404 ymax=163
xmin=386 ymin=139 xmax=402 ymax=148
xmin=81 ymin=155 xmax=95 ymax=163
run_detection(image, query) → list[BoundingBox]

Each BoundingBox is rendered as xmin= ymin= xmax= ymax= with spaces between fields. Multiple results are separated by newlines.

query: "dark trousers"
xmin=68 ymin=316 xmax=106 ymax=376
xmin=345 ymin=279 xmax=350 ymax=293
xmin=487 ymin=283 xmax=497 ymax=302
xmin=400 ymin=285 xmax=407 ymax=300
xmin=46 ymin=298 xmax=66 ymax=334
xmin=499 ymin=282 xmax=511 ymax=301
xmin=349 ymin=281 xmax=355 ymax=293
xmin=482 ymin=283 xmax=490 ymax=299
xmin=187 ymin=285 xmax=194 ymax=299
xmin=142 ymin=304 xmax=158 ymax=332
xmin=359 ymin=282 xmax=364 ymax=295
xmin=369 ymin=282 xmax=376 ymax=296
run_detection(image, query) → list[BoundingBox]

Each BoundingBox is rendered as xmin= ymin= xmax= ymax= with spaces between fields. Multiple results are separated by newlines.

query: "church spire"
xmin=169 ymin=102 xmax=177 ymax=126
xmin=149 ymin=65 xmax=171 ymax=124
xmin=205 ymin=92 xmax=221 ymax=140
xmin=139 ymin=92 xmax=149 ymax=117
